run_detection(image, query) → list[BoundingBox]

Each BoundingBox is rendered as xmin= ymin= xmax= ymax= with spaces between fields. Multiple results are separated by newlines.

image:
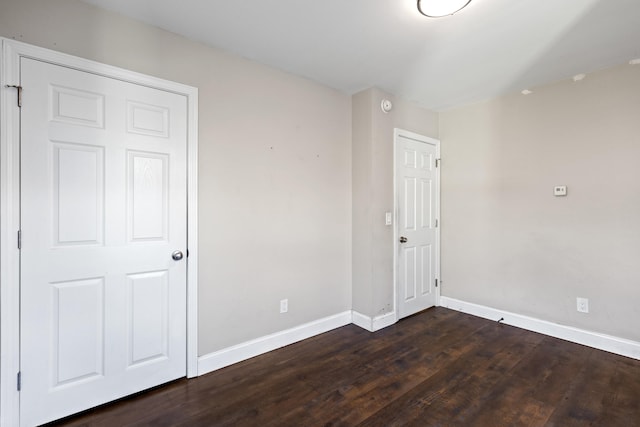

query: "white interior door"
xmin=396 ymin=131 xmax=439 ymax=319
xmin=19 ymin=57 xmax=188 ymax=426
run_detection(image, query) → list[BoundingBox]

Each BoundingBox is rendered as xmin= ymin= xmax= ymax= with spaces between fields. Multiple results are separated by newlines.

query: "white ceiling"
xmin=82 ymin=0 xmax=640 ymax=111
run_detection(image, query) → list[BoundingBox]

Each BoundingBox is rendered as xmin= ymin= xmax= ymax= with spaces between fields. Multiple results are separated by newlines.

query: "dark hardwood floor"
xmin=49 ymin=307 xmax=640 ymax=426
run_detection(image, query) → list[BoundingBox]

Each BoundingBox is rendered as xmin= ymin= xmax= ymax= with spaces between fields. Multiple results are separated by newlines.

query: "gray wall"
xmin=1 ymin=0 xmax=353 ymax=355
xmin=352 ymin=88 xmax=438 ymax=318
xmin=440 ymin=64 xmax=640 ymax=342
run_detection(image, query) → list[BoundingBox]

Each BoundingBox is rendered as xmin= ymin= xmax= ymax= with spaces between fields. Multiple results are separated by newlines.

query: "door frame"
xmin=0 ymin=38 xmax=199 ymax=426
xmin=393 ymin=128 xmax=441 ymax=321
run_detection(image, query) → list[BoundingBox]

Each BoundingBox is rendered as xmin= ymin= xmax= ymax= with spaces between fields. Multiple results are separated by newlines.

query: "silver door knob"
xmin=172 ymin=250 xmax=184 ymax=261
xmin=399 ymin=236 xmax=408 ymax=243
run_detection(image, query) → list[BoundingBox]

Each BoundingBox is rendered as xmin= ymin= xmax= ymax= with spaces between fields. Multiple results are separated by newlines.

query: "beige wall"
xmin=440 ymin=64 xmax=640 ymax=342
xmin=5 ymin=0 xmax=637 ymax=362
xmin=1 ymin=0 xmax=352 ymax=355
xmin=352 ymin=88 xmax=439 ymax=318
xmin=351 ymin=90 xmax=374 ymax=315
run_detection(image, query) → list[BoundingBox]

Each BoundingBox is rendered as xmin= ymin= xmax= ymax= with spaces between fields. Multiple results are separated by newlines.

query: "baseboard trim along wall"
xmin=352 ymin=310 xmax=397 ymax=332
xmin=351 ymin=311 xmax=372 ymax=331
xmin=198 ymin=310 xmax=403 ymax=376
xmin=198 ymin=311 xmax=352 ymax=376
xmin=199 ymin=296 xmax=640 ymax=377
xmin=439 ymin=296 xmax=640 ymax=361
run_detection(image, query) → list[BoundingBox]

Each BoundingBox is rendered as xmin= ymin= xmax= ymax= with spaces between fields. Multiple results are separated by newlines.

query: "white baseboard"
xmin=351 ymin=310 xmax=397 ymax=332
xmin=373 ymin=311 xmax=397 ymax=331
xmin=198 ymin=311 xmax=352 ymax=376
xmin=351 ymin=310 xmax=373 ymax=331
xmin=200 ymin=296 xmax=640 ymax=378
xmin=440 ymin=296 xmax=640 ymax=360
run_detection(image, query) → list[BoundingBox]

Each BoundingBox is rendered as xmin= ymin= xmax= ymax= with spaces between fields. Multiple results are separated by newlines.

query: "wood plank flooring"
xmin=48 ymin=307 xmax=640 ymax=426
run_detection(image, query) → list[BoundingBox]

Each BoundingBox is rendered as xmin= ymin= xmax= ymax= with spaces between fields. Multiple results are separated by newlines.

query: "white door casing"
xmin=394 ymin=129 xmax=440 ymax=319
xmin=0 ymin=39 xmax=199 ymax=427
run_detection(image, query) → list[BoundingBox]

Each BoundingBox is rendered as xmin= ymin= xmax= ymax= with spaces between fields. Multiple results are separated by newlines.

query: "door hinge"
xmin=435 ymin=219 xmax=438 ymax=228
xmin=435 ymin=279 xmax=439 ymax=288
xmin=17 ymin=230 xmax=21 ymax=250
xmin=435 ymin=158 xmax=440 ymax=168
xmin=5 ymin=85 xmax=22 ymax=108
xmin=17 ymin=371 xmax=21 ymax=391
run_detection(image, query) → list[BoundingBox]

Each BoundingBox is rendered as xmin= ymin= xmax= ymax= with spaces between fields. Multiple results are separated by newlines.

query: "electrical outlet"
xmin=280 ymin=299 xmax=288 ymax=313
xmin=554 ymin=185 xmax=568 ymax=197
xmin=577 ymin=297 xmax=589 ymax=313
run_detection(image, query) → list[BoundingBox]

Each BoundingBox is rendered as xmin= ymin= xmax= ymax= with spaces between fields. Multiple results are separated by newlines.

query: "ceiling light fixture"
xmin=417 ymin=0 xmax=472 ymax=17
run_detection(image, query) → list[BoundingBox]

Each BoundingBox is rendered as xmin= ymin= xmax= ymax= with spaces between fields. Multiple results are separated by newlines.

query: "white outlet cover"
xmin=554 ymin=185 xmax=567 ymax=196
xmin=577 ymin=297 xmax=589 ymax=313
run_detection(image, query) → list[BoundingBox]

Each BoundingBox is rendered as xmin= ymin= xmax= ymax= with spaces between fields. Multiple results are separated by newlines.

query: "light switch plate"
xmin=554 ymin=185 xmax=567 ymax=196
xmin=385 ymin=212 xmax=393 ymax=225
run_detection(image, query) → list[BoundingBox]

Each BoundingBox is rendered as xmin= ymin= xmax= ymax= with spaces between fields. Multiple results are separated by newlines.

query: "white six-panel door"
xmin=396 ymin=131 xmax=439 ymax=319
xmin=19 ymin=57 xmax=188 ymax=426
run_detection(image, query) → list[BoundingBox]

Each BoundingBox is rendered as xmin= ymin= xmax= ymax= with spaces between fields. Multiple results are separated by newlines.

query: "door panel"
xmin=397 ymin=134 xmax=439 ymax=319
xmin=53 ymin=142 xmax=105 ymax=245
xmin=403 ymin=177 xmax=416 ymax=230
xmin=51 ymin=84 xmax=105 ymax=128
xmin=127 ymin=270 xmax=170 ymax=367
xmin=52 ymin=278 xmax=105 ymax=386
xmin=20 ymin=57 xmax=188 ymax=426
xmin=128 ymin=152 xmax=169 ymax=241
